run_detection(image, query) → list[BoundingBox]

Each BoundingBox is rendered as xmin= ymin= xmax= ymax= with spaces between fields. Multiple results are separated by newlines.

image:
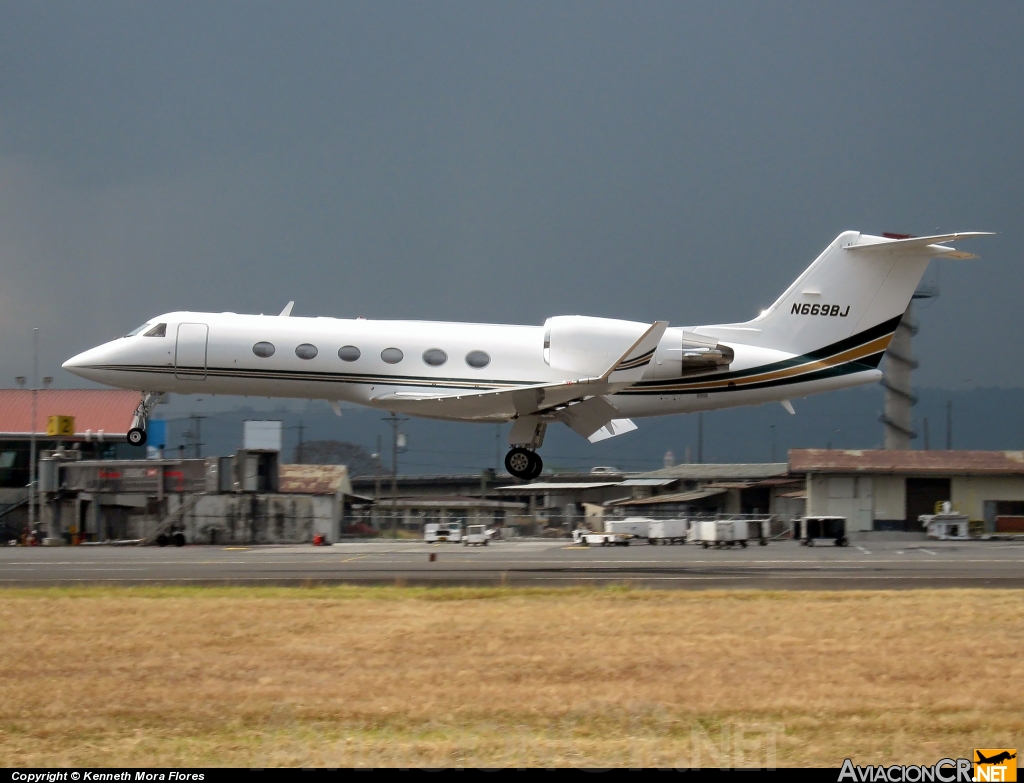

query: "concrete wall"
xmin=951 ymin=476 xmax=1024 ymax=522
xmin=871 ymin=475 xmax=905 ymax=524
xmin=50 ymin=492 xmax=340 ymax=543
xmin=805 ymin=474 xmax=874 ymax=532
xmin=183 ymin=494 xmax=338 ymax=544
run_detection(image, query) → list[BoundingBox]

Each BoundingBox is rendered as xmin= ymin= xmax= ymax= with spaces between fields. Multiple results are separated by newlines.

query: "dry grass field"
xmin=0 ymin=586 xmax=1021 ymax=767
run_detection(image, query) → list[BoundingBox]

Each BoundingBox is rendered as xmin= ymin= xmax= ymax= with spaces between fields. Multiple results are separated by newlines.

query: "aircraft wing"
xmin=372 ymin=321 xmax=668 ymax=421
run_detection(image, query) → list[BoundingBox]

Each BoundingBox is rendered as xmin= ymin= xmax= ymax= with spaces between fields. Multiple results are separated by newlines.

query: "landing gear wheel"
xmin=526 ymin=451 xmax=543 ymax=480
xmin=127 ymin=427 xmax=147 ymax=447
xmin=505 ymin=448 xmax=543 ymax=481
xmin=171 ymin=532 xmax=186 ymax=547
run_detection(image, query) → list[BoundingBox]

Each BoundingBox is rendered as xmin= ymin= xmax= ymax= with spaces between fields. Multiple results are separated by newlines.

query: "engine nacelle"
xmin=542 ymin=316 xmax=650 ymax=376
xmin=647 ymin=328 xmax=734 ymax=380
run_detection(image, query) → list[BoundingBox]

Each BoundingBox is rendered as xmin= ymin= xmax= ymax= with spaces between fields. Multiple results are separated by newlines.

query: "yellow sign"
xmin=974 ymin=749 xmax=1017 ymax=782
xmin=46 ymin=415 xmax=75 ymax=437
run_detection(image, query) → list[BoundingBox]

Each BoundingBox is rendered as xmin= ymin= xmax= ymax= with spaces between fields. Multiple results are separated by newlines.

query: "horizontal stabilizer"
xmin=847 ymin=232 xmax=992 ymax=257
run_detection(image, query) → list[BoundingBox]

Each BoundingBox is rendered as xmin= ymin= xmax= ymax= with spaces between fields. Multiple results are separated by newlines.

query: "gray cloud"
xmin=0 ymin=2 xmax=1021 ymax=388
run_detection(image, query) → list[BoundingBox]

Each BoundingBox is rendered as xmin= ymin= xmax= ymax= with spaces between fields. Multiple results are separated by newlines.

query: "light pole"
xmin=26 ymin=329 xmax=39 ymax=535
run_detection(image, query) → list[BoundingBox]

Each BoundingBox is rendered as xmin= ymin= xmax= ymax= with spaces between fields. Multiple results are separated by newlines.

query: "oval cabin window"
xmin=338 ymin=345 xmax=361 ymax=362
xmin=253 ymin=342 xmax=276 ymax=358
xmin=381 ymin=347 xmax=404 ymax=364
xmin=295 ymin=344 xmax=318 ymax=360
xmin=422 ymin=348 xmax=447 ymax=367
xmin=465 ymin=350 xmax=490 ymax=369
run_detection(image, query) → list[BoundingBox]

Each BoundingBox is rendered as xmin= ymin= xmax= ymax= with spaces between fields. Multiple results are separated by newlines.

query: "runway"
xmin=2 ymin=538 xmax=1023 ymax=588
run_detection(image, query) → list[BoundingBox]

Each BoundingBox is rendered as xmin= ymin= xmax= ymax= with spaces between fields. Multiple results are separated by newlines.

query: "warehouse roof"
xmin=635 ymin=463 xmax=791 ymax=481
xmin=0 ymin=389 xmax=141 ymax=438
xmin=789 ymin=449 xmax=1024 ymax=475
xmin=607 ymin=488 xmax=728 ymax=507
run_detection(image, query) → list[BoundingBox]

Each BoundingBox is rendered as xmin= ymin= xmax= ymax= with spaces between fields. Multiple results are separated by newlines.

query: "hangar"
xmin=792 ymin=449 xmax=1024 ymax=534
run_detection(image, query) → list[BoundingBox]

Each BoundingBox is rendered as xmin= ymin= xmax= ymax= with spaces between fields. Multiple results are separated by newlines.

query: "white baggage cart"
xmin=572 ymin=529 xmax=632 ymax=546
xmin=605 ymin=517 xmax=652 ymax=538
xmin=688 ymin=519 xmax=749 ymax=548
xmin=647 ymin=519 xmax=688 ymax=545
xmin=424 ymin=522 xmax=463 ymax=543
xmin=462 ymin=524 xmax=491 ymax=546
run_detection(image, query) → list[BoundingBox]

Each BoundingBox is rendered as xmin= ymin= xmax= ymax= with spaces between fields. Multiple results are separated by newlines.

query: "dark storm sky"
xmin=1 ymin=2 xmax=1021 ymax=388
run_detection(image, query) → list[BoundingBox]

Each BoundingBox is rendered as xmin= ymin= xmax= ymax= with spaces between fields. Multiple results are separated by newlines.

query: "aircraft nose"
xmin=62 ymin=344 xmax=114 ymax=381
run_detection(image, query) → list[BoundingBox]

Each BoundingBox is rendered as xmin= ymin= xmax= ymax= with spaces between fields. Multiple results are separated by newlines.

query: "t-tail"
xmin=699 ymin=231 xmax=992 ymax=363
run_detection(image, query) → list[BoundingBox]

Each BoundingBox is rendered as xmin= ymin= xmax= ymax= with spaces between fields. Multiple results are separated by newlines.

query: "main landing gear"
xmin=505 ymin=447 xmax=543 ymax=481
xmin=505 ymin=417 xmax=548 ymax=482
xmin=127 ymin=392 xmax=165 ymax=447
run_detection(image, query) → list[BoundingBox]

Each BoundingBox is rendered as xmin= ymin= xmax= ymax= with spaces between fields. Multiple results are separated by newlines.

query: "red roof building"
xmin=0 ymin=389 xmax=141 ymax=438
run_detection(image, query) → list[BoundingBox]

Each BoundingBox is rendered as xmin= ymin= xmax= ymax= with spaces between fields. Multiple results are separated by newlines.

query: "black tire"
xmin=526 ymin=451 xmax=544 ymax=480
xmin=127 ymin=427 xmax=147 ymax=447
xmin=702 ymin=542 xmax=709 ymax=549
xmin=740 ymin=541 xmax=748 ymax=548
xmin=156 ymin=533 xmax=169 ymax=547
xmin=505 ymin=448 xmax=537 ymax=480
xmin=171 ymin=532 xmax=186 ymax=547
xmin=759 ymin=539 xmax=768 ymax=546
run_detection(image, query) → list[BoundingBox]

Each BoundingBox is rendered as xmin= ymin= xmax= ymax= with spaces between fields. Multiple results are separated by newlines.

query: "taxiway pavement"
xmin=2 ymin=538 xmax=1023 ymax=589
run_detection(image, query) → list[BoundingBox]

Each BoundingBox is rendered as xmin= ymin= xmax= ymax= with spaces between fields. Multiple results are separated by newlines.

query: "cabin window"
xmin=144 ymin=323 xmax=166 ymax=337
xmin=125 ymin=323 xmax=151 ymax=337
xmin=252 ymin=342 xmax=276 ymax=358
xmin=422 ymin=348 xmax=447 ymax=367
xmin=338 ymin=345 xmax=361 ymax=362
xmin=295 ymin=344 xmax=318 ymax=360
xmin=466 ymin=350 xmax=490 ymax=369
xmin=381 ymin=347 xmax=404 ymax=364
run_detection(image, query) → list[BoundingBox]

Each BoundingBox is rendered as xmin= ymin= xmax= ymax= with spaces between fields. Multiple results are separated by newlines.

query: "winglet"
xmin=603 ymin=321 xmax=669 ymax=385
xmin=279 ymin=301 xmax=295 ymax=317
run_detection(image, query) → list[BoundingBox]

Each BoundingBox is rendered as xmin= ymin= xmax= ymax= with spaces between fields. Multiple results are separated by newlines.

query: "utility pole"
xmin=495 ymin=423 xmax=501 ymax=473
xmin=383 ymin=413 xmax=407 ymax=537
xmin=946 ymin=399 xmax=953 ymax=450
xmin=189 ymin=413 xmax=206 ymax=458
xmin=697 ymin=412 xmax=704 ymax=464
xmin=296 ymin=419 xmax=305 ymax=464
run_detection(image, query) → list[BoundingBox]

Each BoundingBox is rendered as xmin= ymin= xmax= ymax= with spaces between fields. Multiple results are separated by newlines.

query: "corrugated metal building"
xmin=792 ymin=449 xmax=1024 ymax=533
xmin=0 ymin=389 xmax=143 ymax=534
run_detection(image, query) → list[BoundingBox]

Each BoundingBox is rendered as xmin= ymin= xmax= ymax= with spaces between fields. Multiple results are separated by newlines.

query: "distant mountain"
xmin=156 ymin=385 xmax=1024 ymax=474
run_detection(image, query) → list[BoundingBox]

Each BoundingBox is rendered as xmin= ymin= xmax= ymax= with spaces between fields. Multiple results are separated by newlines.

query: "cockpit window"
xmin=125 ymin=323 xmax=151 ymax=337
xmin=143 ymin=323 xmax=167 ymax=337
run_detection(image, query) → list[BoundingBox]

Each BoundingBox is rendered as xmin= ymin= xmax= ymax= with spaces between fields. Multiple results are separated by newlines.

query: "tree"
xmin=295 ymin=440 xmax=386 ymax=477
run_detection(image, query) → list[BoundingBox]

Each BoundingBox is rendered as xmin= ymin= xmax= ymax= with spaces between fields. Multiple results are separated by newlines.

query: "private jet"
xmin=63 ymin=230 xmax=989 ymax=480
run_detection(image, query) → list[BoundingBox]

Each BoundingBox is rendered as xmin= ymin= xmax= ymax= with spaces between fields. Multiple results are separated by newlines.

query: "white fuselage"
xmin=62 ymin=310 xmax=881 ymax=422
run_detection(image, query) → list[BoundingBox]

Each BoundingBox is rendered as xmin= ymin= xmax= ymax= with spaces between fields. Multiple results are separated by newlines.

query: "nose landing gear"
xmin=505 ymin=447 xmax=543 ymax=481
xmin=127 ymin=392 xmax=165 ymax=447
